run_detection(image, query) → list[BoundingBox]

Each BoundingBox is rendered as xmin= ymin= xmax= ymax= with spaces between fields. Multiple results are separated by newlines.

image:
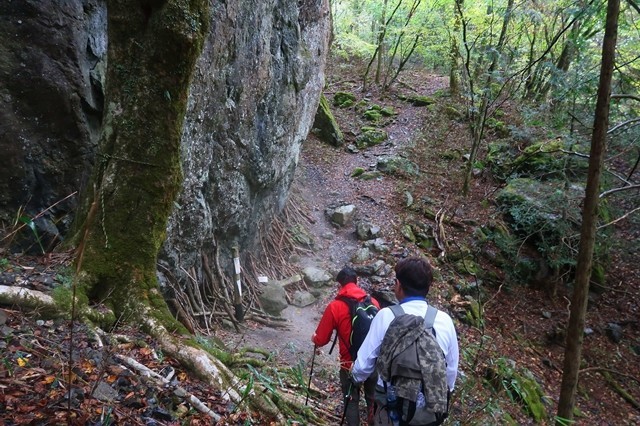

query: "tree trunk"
xmin=556 ymin=0 xmax=620 ymax=421
xmin=72 ymin=0 xmax=209 ymax=320
xmin=449 ymin=0 xmax=463 ymax=94
xmin=375 ymin=0 xmax=388 ymax=85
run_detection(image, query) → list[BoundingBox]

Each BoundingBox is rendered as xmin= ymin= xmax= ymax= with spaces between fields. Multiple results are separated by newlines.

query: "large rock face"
xmin=0 ymin=0 xmax=106 ymax=248
xmin=161 ymin=0 xmax=331 ymax=283
xmin=0 ymin=1 xmax=330 ymax=286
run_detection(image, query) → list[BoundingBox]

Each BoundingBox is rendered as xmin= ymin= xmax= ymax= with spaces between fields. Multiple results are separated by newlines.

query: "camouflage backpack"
xmin=376 ymin=304 xmax=449 ymax=425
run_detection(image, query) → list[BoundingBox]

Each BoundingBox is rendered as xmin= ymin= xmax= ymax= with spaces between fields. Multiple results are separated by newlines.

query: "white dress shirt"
xmin=351 ymin=299 xmax=459 ymax=390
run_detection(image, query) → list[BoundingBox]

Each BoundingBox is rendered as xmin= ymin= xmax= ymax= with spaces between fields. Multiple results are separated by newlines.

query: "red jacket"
xmin=312 ymin=282 xmax=380 ymax=370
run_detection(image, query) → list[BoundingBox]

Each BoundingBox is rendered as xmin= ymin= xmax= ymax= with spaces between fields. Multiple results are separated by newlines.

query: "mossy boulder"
xmin=333 ymin=91 xmax=356 ymax=108
xmin=363 ymin=109 xmax=383 ymax=122
xmin=497 ymin=178 xmax=583 ymax=239
xmin=312 ymin=94 xmax=344 ymax=146
xmin=461 ymin=298 xmax=482 ymax=328
xmin=496 ymin=178 xmax=609 ymax=287
xmin=517 ymin=140 xmax=589 ymax=180
xmin=380 ymin=106 xmax=396 ymax=116
xmin=355 ymin=128 xmax=388 ymax=149
xmin=376 ymin=155 xmax=420 ymax=177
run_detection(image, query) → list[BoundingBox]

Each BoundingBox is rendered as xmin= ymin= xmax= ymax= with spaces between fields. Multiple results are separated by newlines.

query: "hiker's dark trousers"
xmin=340 ymin=369 xmax=376 ymax=426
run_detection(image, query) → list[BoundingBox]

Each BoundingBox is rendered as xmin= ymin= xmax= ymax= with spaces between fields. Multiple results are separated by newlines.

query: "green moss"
xmin=51 ymin=285 xmax=89 ymax=319
xmin=486 ymin=118 xmax=510 ymax=137
xmin=355 ymin=129 xmax=388 ymax=149
xmin=289 ymin=224 xmax=314 ymax=248
xmin=377 ymin=156 xmax=420 ymax=177
xmin=313 ymin=94 xmax=344 ymax=146
xmin=351 ymin=167 xmax=365 ymax=177
xmin=416 ymin=237 xmax=435 ymax=250
xmin=445 ymin=105 xmax=463 ymax=119
xmin=359 ymin=171 xmax=383 ymax=180
xmin=364 ymin=109 xmax=383 ymax=121
xmin=485 ymin=358 xmax=548 ymax=422
xmin=333 ymin=91 xmax=356 ymax=108
xmin=455 ymin=258 xmax=479 ymax=276
xmin=401 ymin=225 xmax=416 ymax=242
xmin=380 ymin=106 xmax=395 ymax=116
xmin=463 ymin=300 xmax=482 ymax=327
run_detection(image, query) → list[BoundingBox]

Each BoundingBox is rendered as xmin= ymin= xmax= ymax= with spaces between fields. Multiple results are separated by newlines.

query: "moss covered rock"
xmin=376 ymin=155 xmax=420 ymax=177
xmin=313 ymin=94 xmax=344 ymax=146
xmin=363 ymin=109 xmax=383 ymax=121
xmin=496 ymin=178 xmax=609 ymax=288
xmin=355 ymin=128 xmax=388 ymax=149
xmin=334 ymin=91 xmax=356 ymax=108
xmin=522 ymin=140 xmax=588 ymax=179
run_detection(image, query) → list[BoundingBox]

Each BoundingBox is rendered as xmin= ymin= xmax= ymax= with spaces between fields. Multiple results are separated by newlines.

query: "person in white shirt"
xmin=350 ymin=257 xmax=459 ymax=426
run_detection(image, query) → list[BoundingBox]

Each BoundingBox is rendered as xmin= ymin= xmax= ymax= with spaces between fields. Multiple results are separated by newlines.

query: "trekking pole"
xmin=339 ymin=383 xmax=353 ymax=426
xmin=305 ymin=345 xmax=317 ymax=406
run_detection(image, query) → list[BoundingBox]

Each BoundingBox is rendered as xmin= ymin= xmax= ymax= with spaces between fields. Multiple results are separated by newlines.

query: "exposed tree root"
xmin=0 ymin=290 xmax=316 ymax=423
xmin=0 ymin=284 xmax=54 ymax=307
xmin=141 ymin=310 xmax=287 ymax=423
xmin=115 ymin=354 xmax=221 ymax=421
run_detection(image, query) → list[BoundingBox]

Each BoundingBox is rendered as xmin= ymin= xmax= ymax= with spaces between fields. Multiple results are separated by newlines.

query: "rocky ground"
xmin=1 ymin=59 xmax=639 ymax=426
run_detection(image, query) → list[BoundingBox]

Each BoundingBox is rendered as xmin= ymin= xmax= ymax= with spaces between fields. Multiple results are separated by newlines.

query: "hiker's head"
xmin=394 ymin=257 xmax=433 ymax=298
xmin=336 ymin=266 xmax=358 ymax=287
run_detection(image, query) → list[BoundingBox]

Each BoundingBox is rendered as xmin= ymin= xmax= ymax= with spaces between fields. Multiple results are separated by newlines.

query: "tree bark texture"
xmin=556 ymin=0 xmax=620 ymax=421
xmin=76 ymin=0 xmax=209 ymax=314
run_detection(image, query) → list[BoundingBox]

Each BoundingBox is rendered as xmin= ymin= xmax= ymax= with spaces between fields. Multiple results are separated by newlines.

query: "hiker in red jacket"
xmin=312 ymin=266 xmax=380 ymax=426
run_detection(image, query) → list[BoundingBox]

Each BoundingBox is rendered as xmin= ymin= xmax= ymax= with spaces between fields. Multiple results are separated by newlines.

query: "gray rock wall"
xmin=0 ymin=0 xmax=106 ymax=249
xmin=0 ymin=1 xmax=330 ymax=287
xmin=162 ymin=0 xmax=331 ymax=281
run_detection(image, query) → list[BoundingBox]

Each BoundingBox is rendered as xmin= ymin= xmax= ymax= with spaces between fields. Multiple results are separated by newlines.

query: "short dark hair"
xmin=336 ymin=266 xmax=358 ymax=286
xmin=395 ymin=257 xmax=433 ymax=297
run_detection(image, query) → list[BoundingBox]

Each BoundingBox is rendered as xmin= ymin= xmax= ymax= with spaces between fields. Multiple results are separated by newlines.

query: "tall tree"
xmin=556 ymin=0 xmax=620 ymax=421
xmin=72 ymin=0 xmax=209 ymax=324
xmin=449 ymin=0 xmax=463 ymax=94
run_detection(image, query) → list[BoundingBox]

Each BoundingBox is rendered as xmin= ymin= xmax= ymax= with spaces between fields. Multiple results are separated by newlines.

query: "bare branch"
xmin=626 ymin=0 xmax=640 ymax=15
xmin=608 ymin=117 xmax=640 ymax=134
xmin=611 ymin=94 xmax=640 ymax=102
xmin=600 ymin=184 xmax=640 ymax=198
xmin=596 ymin=206 xmax=640 ymax=230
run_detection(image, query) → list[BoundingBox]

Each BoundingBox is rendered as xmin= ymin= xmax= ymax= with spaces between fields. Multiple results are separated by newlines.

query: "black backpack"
xmin=331 ymin=295 xmax=379 ymax=361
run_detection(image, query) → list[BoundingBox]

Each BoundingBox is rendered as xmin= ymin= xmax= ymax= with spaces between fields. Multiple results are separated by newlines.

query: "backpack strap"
xmin=389 ymin=304 xmax=404 ymax=317
xmin=424 ymin=305 xmax=438 ymax=329
xmin=332 ymin=296 xmax=355 ymax=352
